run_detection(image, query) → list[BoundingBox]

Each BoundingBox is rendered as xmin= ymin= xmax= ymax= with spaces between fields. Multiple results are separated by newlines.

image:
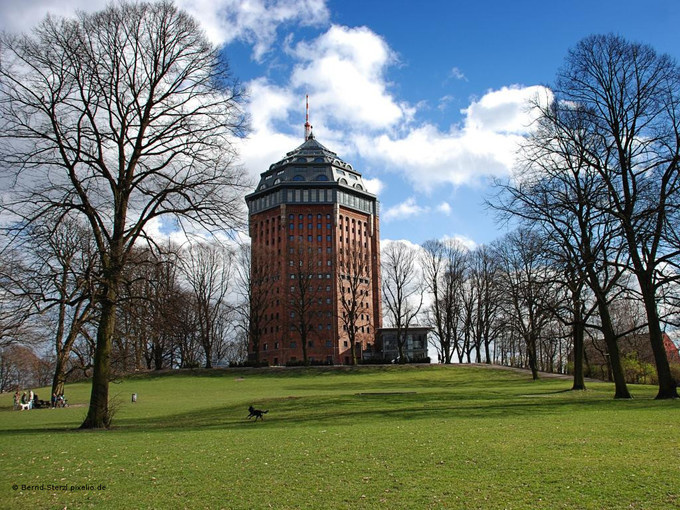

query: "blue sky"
xmin=2 ymin=0 xmax=680 ymax=247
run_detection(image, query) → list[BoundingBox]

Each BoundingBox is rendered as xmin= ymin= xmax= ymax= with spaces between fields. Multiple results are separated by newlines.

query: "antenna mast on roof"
xmin=304 ymin=94 xmax=313 ymax=141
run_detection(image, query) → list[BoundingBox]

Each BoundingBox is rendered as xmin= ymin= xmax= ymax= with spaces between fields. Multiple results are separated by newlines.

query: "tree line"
xmin=0 ymin=231 xmax=250 ymax=394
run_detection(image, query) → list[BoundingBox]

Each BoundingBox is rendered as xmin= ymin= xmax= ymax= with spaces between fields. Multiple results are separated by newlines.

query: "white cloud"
xmin=290 ymin=25 xmax=414 ymax=130
xmin=356 ymin=85 xmax=552 ymax=192
xmin=363 ymin=177 xmax=385 ymax=196
xmin=440 ymin=234 xmax=477 ymax=251
xmin=382 ymin=197 xmax=429 ymax=222
xmin=463 ymin=85 xmax=549 ymax=133
xmin=179 ymin=0 xmax=329 ymax=60
xmin=0 ymin=0 xmax=105 ymax=32
xmin=436 ymin=202 xmax=452 ymax=215
xmin=0 ymin=0 xmax=329 ymax=62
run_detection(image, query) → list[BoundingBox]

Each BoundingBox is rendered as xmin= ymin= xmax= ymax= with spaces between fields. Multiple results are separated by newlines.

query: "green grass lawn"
xmin=0 ymin=365 xmax=678 ymax=509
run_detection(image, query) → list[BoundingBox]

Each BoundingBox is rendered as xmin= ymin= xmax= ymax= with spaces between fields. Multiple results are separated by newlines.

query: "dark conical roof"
xmin=246 ymin=133 xmax=376 ymax=209
xmin=282 ymin=133 xmax=337 ymax=160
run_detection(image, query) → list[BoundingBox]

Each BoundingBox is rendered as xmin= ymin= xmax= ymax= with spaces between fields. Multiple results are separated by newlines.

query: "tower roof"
xmin=245 ymin=97 xmax=378 ymax=215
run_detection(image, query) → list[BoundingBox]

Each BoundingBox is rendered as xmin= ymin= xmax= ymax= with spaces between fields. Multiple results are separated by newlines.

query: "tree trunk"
xmin=80 ymin=295 xmax=116 ymax=428
xmin=484 ymin=337 xmax=492 ymax=365
xmin=638 ymin=275 xmax=678 ymax=399
xmin=51 ymin=353 xmax=67 ymax=398
xmin=571 ymin=320 xmax=586 ymax=390
xmin=597 ymin=301 xmax=631 ymax=399
xmin=527 ymin=333 xmax=539 ymax=380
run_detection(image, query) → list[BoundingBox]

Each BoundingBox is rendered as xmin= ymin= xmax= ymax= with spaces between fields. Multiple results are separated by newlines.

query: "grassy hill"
xmin=0 ymin=365 xmax=678 ymax=509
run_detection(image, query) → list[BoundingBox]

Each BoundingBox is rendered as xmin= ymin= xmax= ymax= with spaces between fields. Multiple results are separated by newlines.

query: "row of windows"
xmin=289 ymin=260 xmax=333 ymax=267
xmin=289 ymin=223 xmax=333 ymax=231
xmin=262 ymin=339 xmax=338 ymax=351
xmin=248 ymin=188 xmax=376 ymax=214
xmin=252 ymin=212 xmax=372 ymax=237
xmin=290 ymin=272 xmax=332 ymax=280
xmin=289 ymin=214 xmax=332 ymax=220
xmin=289 ymin=235 xmax=333 ymax=242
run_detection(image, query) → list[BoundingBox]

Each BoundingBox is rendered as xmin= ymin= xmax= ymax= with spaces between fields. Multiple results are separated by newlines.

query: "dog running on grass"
xmin=247 ymin=405 xmax=268 ymax=421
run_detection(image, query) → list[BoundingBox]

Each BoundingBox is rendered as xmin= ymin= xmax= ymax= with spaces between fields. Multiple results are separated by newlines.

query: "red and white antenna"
xmin=304 ymin=94 xmax=312 ymax=141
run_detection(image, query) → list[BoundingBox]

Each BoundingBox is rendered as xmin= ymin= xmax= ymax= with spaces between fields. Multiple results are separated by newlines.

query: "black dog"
xmin=247 ymin=405 xmax=268 ymax=421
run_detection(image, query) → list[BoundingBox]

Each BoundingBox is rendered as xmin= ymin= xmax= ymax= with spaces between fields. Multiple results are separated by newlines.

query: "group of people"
xmin=13 ymin=390 xmax=67 ymax=410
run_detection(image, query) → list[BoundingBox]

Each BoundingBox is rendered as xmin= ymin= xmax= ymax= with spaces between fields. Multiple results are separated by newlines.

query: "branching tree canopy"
xmin=381 ymin=241 xmax=424 ymax=363
xmin=540 ymin=34 xmax=679 ymax=398
xmin=0 ymin=1 xmax=249 ymax=427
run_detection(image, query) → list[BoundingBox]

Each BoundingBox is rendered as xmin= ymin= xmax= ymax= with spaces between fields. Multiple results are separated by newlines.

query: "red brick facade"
xmin=246 ymin=136 xmax=381 ymax=365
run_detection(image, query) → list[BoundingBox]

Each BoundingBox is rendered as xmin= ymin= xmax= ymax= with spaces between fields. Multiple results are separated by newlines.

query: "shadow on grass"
xmin=74 ymin=388 xmax=667 ymax=435
xmin=0 ymin=366 xmax=669 ymax=436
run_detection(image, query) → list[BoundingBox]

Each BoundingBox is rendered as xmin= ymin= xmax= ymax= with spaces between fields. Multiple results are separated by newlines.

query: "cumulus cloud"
xmin=179 ymin=0 xmax=329 ymax=60
xmin=382 ymin=197 xmax=429 ymax=222
xmin=440 ymin=234 xmax=477 ymax=251
xmin=363 ymin=177 xmax=385 ymax=196
xmin=356 ymin=85 xmax=552 ymax=192
xmin=290 ymin=25 xmax=414 ymax=130
xmin=463 ymin=85 xmax=549 ymax=133
xmin=0 ymin=0 xmax=329 ymax=61
xmin=235 ymin=77 xmax=302 ymax=179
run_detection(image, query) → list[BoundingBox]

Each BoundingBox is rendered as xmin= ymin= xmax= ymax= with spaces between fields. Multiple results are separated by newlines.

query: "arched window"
xmin=353 ymin=183 xmax=363 ymax=190
xmin=315 ymin=174 xmax=329 ymax=181
xmin=292 ymin=175 xmax=305 ymax=181
xmin=338 ymin=178 xmax=348 ymax=185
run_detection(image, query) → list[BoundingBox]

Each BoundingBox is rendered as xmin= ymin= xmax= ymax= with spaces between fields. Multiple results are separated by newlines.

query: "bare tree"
xmin=27 ymin=218 xmax=97 ymax=396
xmin=421 ymin=239 xmax=467 ymax=364
xmin=179 ymin=242 xmax=235 ymax=368
xmin=0 ymin=249 xmax=40 ymax=349
xmin=492 ymin=229 xmax=555 ymax=380
xmin=234 ymin=243 xmax=277 ymax=364
xmin=338 ymin=246 xmax=373 ymax=365
xmin=492 ymin=83 xmax=633 ymax=396
xmin=0 ymin=2 xmax=248 ymax=427
xmin=382 ymin=242 xmax=424 ymax=362
xmin=286 ymin=240 xmax=323 ymax=365
xmin=469 ymin=246 xmax=503 ymax=365
xmin=548 ymin=34 xmax=680 ymax=399
xmin=116 ymin=245 xmax=182 ymax=371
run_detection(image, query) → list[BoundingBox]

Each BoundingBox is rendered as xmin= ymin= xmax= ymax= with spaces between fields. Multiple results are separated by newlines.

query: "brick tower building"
xmin=245 ymin=105 xmax=381 ymax=365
